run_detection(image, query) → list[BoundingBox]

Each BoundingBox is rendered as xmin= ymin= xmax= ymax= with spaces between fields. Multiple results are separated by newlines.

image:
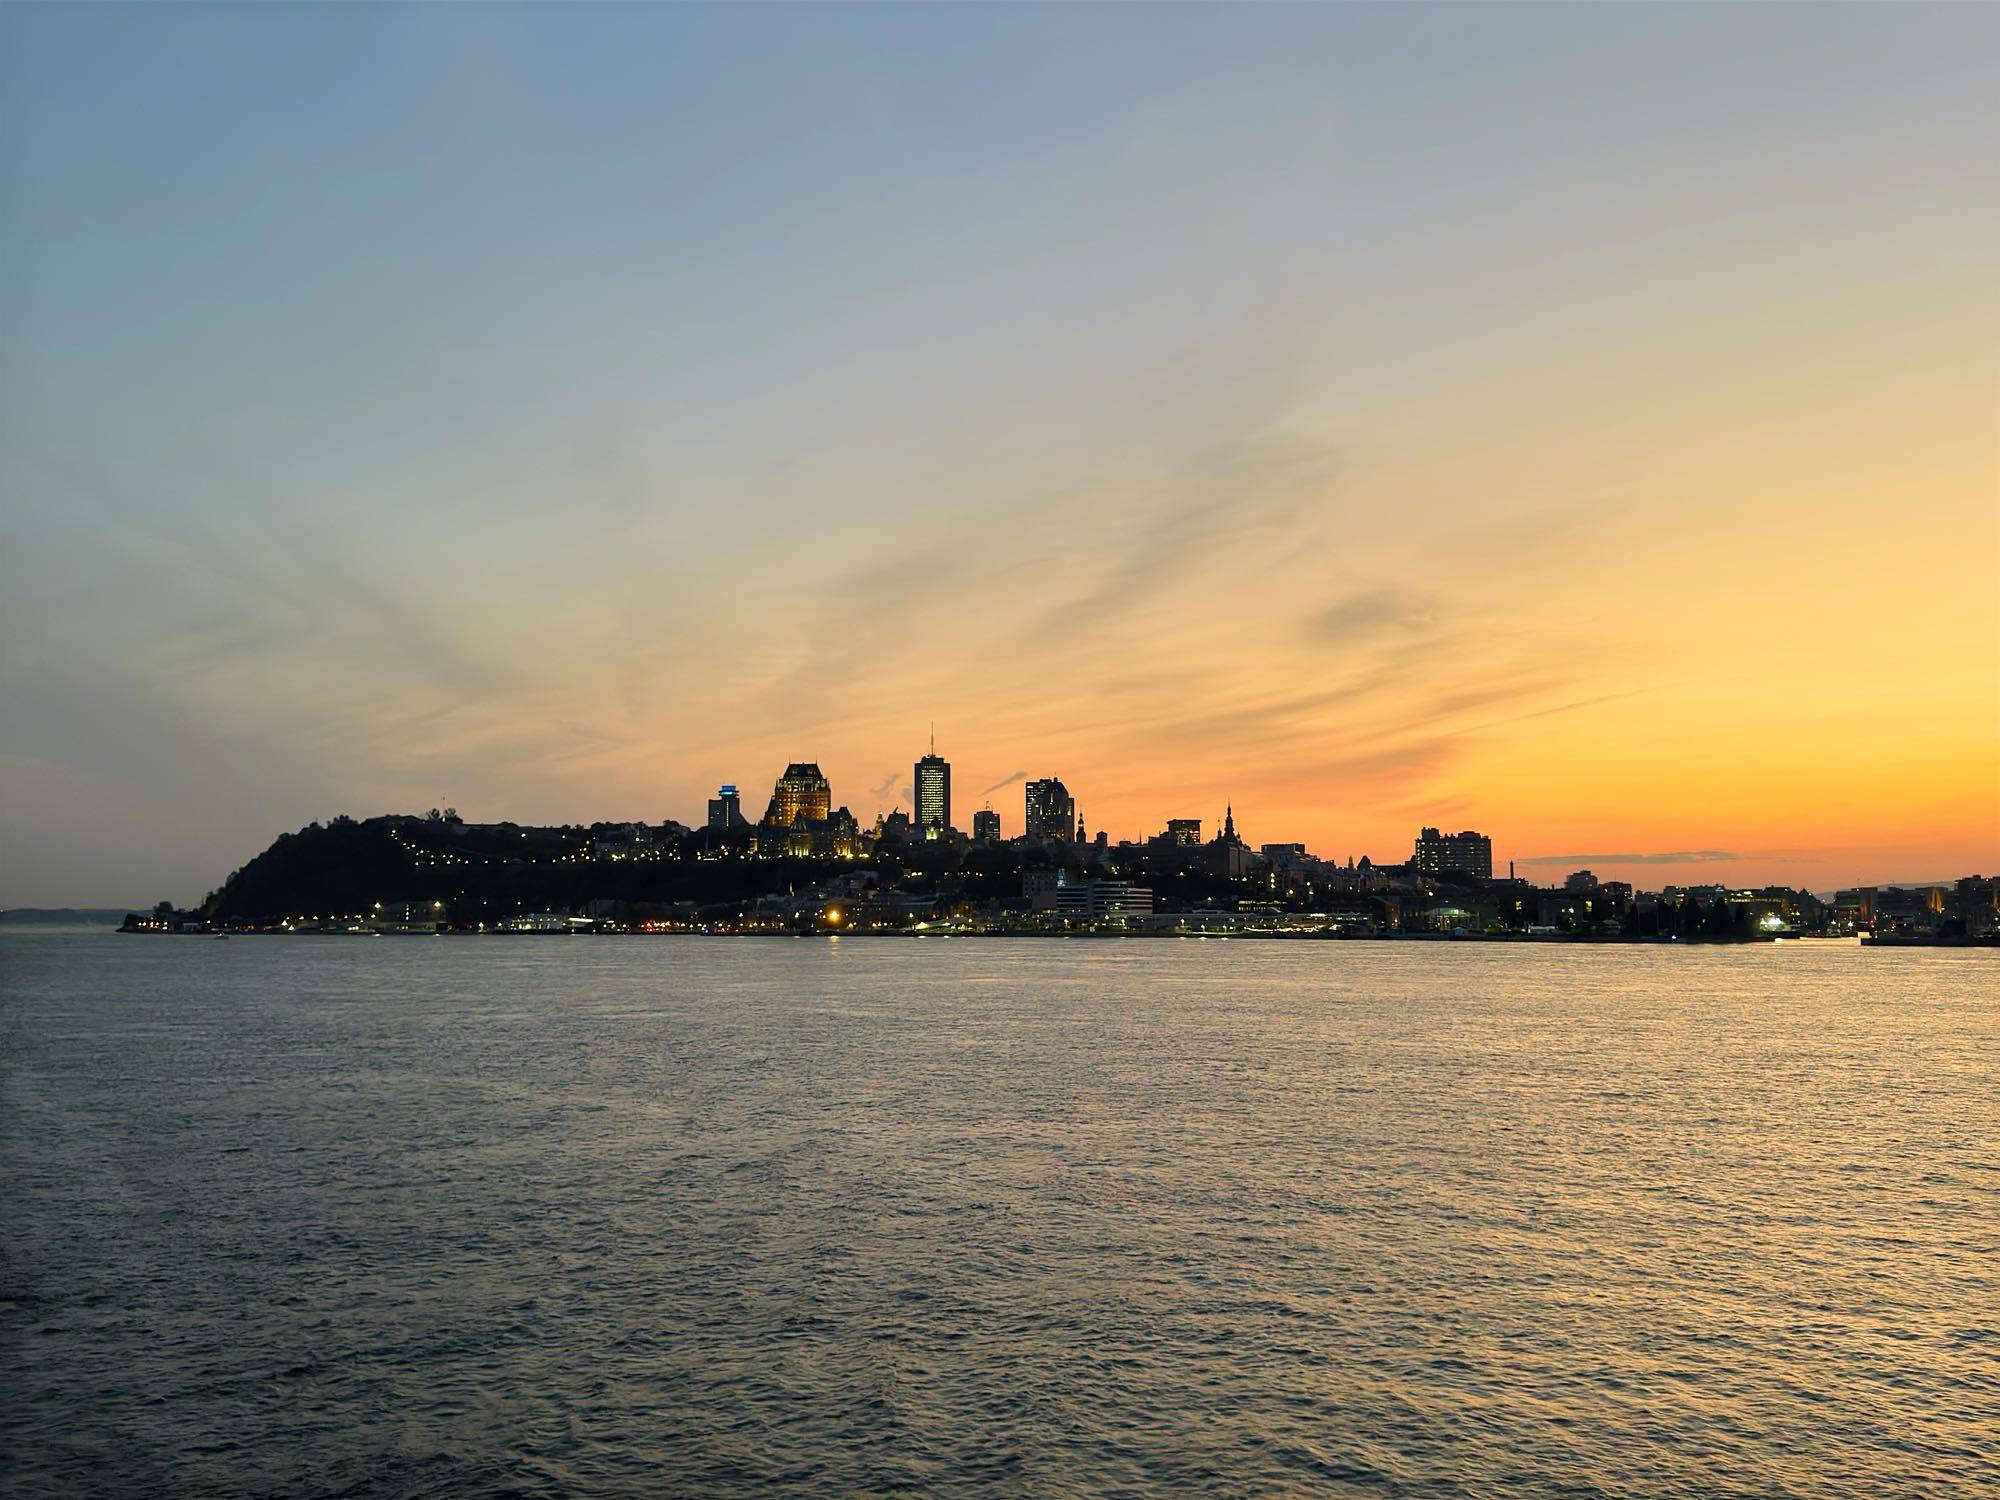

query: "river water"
xmin=1 ymin=931 xmax=1994 ymax=1496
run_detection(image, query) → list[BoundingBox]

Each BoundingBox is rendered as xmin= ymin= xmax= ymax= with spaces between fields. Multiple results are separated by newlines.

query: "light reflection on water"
xmin=2 ymin=933 xmax=1995 ymax=1496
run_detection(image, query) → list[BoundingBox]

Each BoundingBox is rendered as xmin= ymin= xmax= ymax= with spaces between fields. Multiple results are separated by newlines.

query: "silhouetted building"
xmin=915 ymin=740 xmax=951 ymax=841
xmin=1022 ymin=869 xmax=1061 ymax=909
xmin=1565 ymin=869 xmax=1598 ymax=892
xmin=763 ymin=763 xmax=831 ymax=828
xmin=1958 ymin=875 xmax=1999 ymax=935
xmin=1025 ymin=778 xmax=1075 ymax=842
xmin=1413 ymin=827 xmax=1493 ymax=880
xmin=1203 ymin=806 xmax=1251 ymax=878
xmin=1872 ymin=884 xmax=1947 ymax=936
xmin=972 ymin=809 xmax=1001 ymax=845
xmin=784 ymin=806 xmax=860 ymax=859
xmin=1831 ymin=888 xmax=1875 ymax=932
xmin=707 ymin=785 xmax=745 ymax=830
xmin=1165 ymin=818 xmax=1202 ymax=846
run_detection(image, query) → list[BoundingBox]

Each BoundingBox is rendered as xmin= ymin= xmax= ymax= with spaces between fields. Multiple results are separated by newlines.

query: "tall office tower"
xmin=763 ymin=763 xmax=833 ymax=828
xmin=707 ymin=785 xmax=744 ymax=830
xmin=1024 ymin=777 xmax=1076 ymax=842
xmin=972 ymin=808 xmax=1001 ymax=844
xmin=914 ymin=734 xmax=951 ymax=841
xmin=1412 ymin=826 xmax=1494 ymax=880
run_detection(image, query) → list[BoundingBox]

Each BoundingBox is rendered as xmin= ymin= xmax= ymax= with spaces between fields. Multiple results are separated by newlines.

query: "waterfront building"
xmin=369 ymin=900 xmax=443 ymax=935
xmin=972 ymin=809 xmax=1001 ymax=845
xmin=1413 ymin=826 xmax=1493 ymax=880
xmin=1830 ymin=888 xmax=1875 ymax=933
xmin=1054 ymin=879 xmax=1154 ymax=921
xmin=914 ymin=738 xmax=951 ymax=841
xmin=763 ymin=762 xmax=832 ymax=828
xmin=495 ymin=912 xmax=578 ymax=933
xmin=1022 ymin=869 xmax=1061 ymax=910
xmin=1872 ymin=884 xmax=1948 ymax=936
xmin=1025 ymin=777 xmax=1076 ymax=842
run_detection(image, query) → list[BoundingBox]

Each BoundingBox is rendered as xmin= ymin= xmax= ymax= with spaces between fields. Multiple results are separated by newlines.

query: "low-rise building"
xmin=1956 ymin=875 xmax=1999 ymax=935
xmin=1022 ymin=869 xmax=1061 ymax=910
xmin=1054 ymin=879 xmax=1154 ymax=922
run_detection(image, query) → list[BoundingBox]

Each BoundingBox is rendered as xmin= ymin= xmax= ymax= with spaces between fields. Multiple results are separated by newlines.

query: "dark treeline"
xmin=204 ymin=815 xmax=850 ymax=922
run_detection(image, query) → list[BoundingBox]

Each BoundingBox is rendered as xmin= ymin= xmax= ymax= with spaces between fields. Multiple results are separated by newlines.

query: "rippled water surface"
xmin=2 ymin=932 xmax=1995 ymax=1496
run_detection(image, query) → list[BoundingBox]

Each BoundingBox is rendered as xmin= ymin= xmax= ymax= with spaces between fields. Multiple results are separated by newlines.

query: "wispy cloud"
xmin=1054 ymin=436 xmax=1330 ymax=633
xmin=1308 ymin=585 xmax=1439 ymax=643
xmin=1499 ymin=689 xmax=1648 ymax=725
xmin=975 ymin=770 xmax=1027 ymax=798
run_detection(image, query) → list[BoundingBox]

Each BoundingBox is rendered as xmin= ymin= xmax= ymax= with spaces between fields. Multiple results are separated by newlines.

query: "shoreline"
xmin=98 ymin=925 xmax=1984 ymax=947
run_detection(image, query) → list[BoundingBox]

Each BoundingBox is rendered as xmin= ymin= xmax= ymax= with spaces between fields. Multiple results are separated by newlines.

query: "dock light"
xmin=826 ymin=909 xmax=842 ymax=926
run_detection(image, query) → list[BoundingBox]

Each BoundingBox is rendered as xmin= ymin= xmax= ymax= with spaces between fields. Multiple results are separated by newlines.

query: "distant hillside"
xmin=0 ymin=908 xmax=135 ymax=926
xmin=203 ymin=814 xmax=837 ymax=923
xmin=205 ymin=817 xmax=414 ymax=920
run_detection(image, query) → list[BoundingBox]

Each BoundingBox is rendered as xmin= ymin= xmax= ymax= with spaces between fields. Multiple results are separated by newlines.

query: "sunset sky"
xmin=2 ymin=4 xmax=1995 ymax=905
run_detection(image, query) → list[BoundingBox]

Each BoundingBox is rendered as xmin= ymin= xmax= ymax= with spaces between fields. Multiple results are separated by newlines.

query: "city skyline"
xmin=6 ymin=11 xmax=1996 ymax=1498
xmin=142 ymin=734 xmax=1998 ymax=910
xmin=3 ymin=5 xmax=1996 ymax=905
xmin=683 ymin=740 xmax=1988 ymax=897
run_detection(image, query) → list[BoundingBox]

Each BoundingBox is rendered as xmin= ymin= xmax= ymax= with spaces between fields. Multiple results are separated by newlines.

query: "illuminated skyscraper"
xmin=914 ymin=734 xmax=950 ymax=841
xmin=763 ymin=763 xmax=832 ymax=828
xmin=707 ymin=785 xmax=744 ymax=830
xmin=1025 ymin=777 xmax=1075 ymax=842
